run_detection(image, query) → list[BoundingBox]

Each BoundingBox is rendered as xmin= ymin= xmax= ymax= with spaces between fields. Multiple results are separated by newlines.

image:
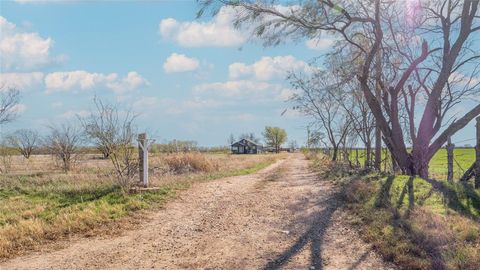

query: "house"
xmin=231 ymin=139 xmax=263 ymax=154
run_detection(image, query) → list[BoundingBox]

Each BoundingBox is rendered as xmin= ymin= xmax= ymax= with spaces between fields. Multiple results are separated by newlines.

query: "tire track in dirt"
xmin=1 ymin=154 xmax=394 ymax=270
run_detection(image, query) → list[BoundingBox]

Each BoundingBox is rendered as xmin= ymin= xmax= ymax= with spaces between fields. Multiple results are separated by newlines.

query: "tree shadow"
xmin=374 ymin=175 xmax=395 ymax=208
xmin=262 ymin=196 xmax=339 ymax=270
xmin=347 ymin=249 xmax=371 ymax=270
xmin=424 ymin=178 xmax=479 ymax=221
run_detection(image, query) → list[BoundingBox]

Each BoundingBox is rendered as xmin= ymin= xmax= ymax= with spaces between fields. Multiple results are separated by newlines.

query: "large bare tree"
xmin=200 ymin=0 xmax=480 ymax=178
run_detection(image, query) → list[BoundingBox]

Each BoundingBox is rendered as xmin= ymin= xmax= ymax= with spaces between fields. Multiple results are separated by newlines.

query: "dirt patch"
xmin=1 ymin=154 xmax=394 ymax=270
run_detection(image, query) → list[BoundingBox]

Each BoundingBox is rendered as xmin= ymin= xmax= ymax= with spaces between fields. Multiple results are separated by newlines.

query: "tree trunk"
xmin=332 ymin=147 xmax=338 ymax=161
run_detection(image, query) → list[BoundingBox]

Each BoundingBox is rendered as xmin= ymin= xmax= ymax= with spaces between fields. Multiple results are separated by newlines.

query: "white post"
xmin=138 ymin=133 xmax=149 ymax=187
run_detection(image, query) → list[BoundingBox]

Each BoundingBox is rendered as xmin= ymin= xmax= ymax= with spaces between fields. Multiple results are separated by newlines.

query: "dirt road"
xmin=1 ymin=154 xmax=393 ymax=270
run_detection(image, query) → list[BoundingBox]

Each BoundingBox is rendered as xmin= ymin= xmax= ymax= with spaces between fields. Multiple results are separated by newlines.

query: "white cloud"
xmin=0 ymin=72 xmax=44 ymax=89
xmin=60 ymin=110 xmax=90 ymax=119
xmin=194 ymin=80 xmax=274 ymax=98
xmin=448 ymin=72 xmax=480 ymax=89
xmin=163 ymin=53 xmax=200 ymax=73
xmin=9 ymin=104 xmax=27 ymax=114
xmin=305 ymin=38 xmax=336 ymax=51
xmin=107 ymin=71 xmax=149 ymax=94
xmin=51 ymin=101 xmax=63 ymax=108
xmin=44 ymin=70 xmax=148 ymax=94
xmin=159 ymin=6 xmax=246 ymax=47
xmin=228 ymin=55 xmax=313 ymax=81
xmin=0 ymin=16 xmax=63 ymax=71
xmin=193 ymin=80 xmax=292 ymax=103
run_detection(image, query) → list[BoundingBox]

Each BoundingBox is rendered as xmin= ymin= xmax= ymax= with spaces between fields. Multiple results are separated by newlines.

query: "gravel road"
xmin=1 ymin=154 xmax=394 ymax=270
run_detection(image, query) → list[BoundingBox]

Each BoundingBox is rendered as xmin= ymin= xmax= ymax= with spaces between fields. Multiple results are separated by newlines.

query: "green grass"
xmin=429 ymin=148 xmax=475 ymax=180
xmin=0 ymin=156 xmax=279 ymax=258
xmin=348 ymin=148 xmax=476 ymax=181
xmin=356 ymin=175 xmax=480 ymax=270
xmin=309 ymin=151 xmax=480 ymax=270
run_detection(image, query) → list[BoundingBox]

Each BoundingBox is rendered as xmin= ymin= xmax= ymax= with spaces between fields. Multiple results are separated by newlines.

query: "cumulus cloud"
xmin=9 ymin=104 xmax=27 ymax=114
xmin=107 ymin=71 xmax=149 ymax=94
xmin=159 ymin=6 xmax=245 ymax=47
xmin=228 ymin=55 xmax=313 ymax=81
xmin=305 ymin=38 xmax=336 ymax=51
xmin=44 ymin=70 xmax=148 ymax=94
xmin=163 ymin=53 xmax=200 ymax=73
xmin=193 ymin=80 xmax=292 ymax=102
xmin=0 ymin=16 xmax=63 ymax=71
xmin=60 ymin=110 xmax=90 ymax=119
xmin=0 ymin=72 xmax=44 ymax=89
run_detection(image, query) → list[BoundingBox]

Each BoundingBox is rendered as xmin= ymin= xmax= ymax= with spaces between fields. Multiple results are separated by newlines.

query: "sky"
xmin=0 ymin=0 xmax=478 ymax=147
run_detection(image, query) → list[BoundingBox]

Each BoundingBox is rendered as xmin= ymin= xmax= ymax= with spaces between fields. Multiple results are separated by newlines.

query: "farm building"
xmin=231 ymin=139 xmax=263 ymax=154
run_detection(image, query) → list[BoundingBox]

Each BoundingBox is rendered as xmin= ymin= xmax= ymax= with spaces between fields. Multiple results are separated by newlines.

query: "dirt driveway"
xmin=1 ymin=154 xmax=394 ymax=270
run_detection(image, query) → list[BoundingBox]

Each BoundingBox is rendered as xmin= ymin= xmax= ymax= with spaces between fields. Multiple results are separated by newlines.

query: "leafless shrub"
xmin=6 ymin=129 xmax=40 ymax=159
xmin=44 ymin=124 xmax=83 ymax=172
xmin=80 ymin=98 xmax=138 ymax=188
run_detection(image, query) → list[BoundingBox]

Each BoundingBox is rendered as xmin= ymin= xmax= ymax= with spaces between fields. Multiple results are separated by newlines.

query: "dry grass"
xmin=160 ymin=152 xmax=217 ymax=174
xmin=0 ymin=152 xmax=282 ymax=259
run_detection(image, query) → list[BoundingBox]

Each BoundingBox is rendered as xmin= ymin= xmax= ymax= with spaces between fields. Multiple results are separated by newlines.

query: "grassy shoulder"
xmin=0 ymin=153 xmax=282 ymax=259
xmin=308 ymin=153 xmax=480 ymax=270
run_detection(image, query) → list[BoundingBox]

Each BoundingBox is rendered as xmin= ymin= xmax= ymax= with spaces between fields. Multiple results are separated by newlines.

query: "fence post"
xmin=355 ymin=148 xmax=359 ymax=167
xmin=475 ymin=117 xmax=480 ymax=188
xmin=138 ymin=133 xmax=149 ymax=187
xmin=447 ymin=137 xmax=454 ymax=182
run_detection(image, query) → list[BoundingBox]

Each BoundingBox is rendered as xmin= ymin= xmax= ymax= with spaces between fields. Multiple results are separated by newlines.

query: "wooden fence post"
xmin=447 ymin=137 xmax=454 ymax=182
xmin=355 ymin=148 xmax=359 ymax=167
xmin=475 ymin=117 xmax=480 ymax=188
xmin=138 ymin=133 xmax=149 ymax=187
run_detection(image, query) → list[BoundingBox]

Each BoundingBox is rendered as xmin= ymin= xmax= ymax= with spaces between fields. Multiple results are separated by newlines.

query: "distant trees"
xmin=153 ymin=140 xmax=198 ymax=153
xmin=240 ymin=132 xmax=261 ymax=143
xmin=6 ymin=129 xmax=40 ymax=159
xmin=44 ymin=124 xmax=83 ymax=172
xmin=263 ymin=126 xmax=287 ymax=153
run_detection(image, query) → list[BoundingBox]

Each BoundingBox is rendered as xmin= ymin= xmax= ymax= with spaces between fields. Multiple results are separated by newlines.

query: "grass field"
xmin=347 ymin=148 xmax=476 ymax=181
xmin=310 ymin=153 xmax=480 ymax=269
xmin=0 ymin=152 xmax=282 ymax=259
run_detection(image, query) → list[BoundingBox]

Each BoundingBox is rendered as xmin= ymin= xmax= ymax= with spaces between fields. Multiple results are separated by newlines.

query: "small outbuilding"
xmin=231 ymin=139 xmax=263 ymax=154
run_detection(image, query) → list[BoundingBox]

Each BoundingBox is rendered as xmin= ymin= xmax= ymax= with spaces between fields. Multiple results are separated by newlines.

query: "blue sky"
xmin=0 ymin=0 xmax=478 ymax=147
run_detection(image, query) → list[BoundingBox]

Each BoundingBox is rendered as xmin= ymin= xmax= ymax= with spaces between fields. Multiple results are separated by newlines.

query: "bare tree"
xmin=228 ymin=133 xmax=236 ymax=145
xmin=44 ymin=124 xmax=83 ymax=172
xmin=289 ymin=71 xmax=352 ymax=161
xmin=6 ymin=129 xmax=40 ymax=159
xmin=200 ymin=0 xmax=480 ymax=178
xmin=0 ymin=86 xmax=21 ymax=125
xmin=80 ymin=98 xmax=138 ymax=188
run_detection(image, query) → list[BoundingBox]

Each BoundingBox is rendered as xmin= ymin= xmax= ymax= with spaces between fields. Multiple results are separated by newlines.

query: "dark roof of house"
xmin=231 ymin=138 xmax=263 ymax=147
